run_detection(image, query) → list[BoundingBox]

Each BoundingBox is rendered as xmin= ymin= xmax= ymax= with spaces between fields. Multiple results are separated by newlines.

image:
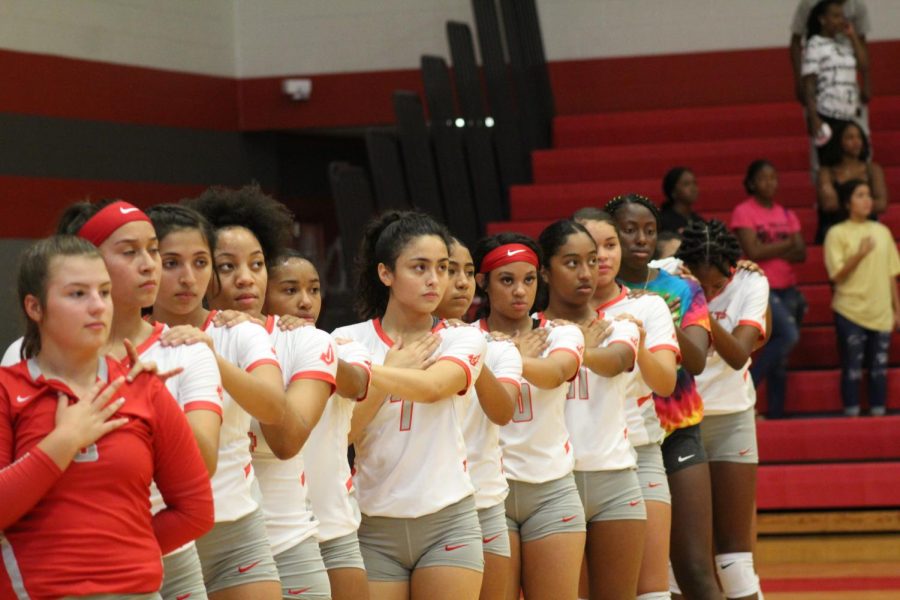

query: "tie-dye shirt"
xmin=621 ymin=269 xmax=711 ymax=434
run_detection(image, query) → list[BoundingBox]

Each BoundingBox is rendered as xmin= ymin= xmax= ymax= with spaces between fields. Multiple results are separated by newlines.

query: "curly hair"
xmin=675 ymin=219 xmax=742 ymax=277
xmin=354 ymin=210 xmax=452 ymax=320
xmin=472 ymin=231 xmax=543 ymax=319
xmin=603 ymin=193 xmax=661 ymax=226
xmin=183 ymin=184 xmax=293 ymax=262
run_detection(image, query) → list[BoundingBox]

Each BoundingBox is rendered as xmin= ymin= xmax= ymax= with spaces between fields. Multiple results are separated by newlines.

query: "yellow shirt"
xmin=824 ymin=220 xmax=900 ymax=332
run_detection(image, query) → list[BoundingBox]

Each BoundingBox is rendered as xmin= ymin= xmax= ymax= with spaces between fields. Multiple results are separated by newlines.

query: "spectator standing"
xmin=731 ymin=160 xmax=806 ymax=419
xmin=824 ymin=180 xmax=900 ymax=416
xmin=659 ymin=167 xmax=704 ymax=235
xmin=816 ymin=121 xmax=889 ymax=242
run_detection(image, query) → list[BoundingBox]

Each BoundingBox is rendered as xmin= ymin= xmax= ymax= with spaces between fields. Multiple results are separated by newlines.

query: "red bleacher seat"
xmin=757 ymin=462 xmax=900 ymax=510
xmin=757 ymin=416 xmax=900 ymax=463
xmin=790 ymin=327 xmax=900 ymax=369
xmin=756 ymin=369 xmax=900 ymax=414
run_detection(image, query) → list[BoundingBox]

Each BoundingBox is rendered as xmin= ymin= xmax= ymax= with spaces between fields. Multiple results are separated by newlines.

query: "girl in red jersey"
xmin=145 ymin=203 xmax=286 ymax=600
xmin=473 ymin=232 xmax=586 ymax=600
xmin=0 ymin=235 xmax=213 ymax=598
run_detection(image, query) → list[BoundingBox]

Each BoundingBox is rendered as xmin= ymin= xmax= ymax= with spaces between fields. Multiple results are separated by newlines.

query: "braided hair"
xmin=603 ymin=193 xmax=661 ymax=225
xmin=675 ymin=219 xmax=742 ymax=277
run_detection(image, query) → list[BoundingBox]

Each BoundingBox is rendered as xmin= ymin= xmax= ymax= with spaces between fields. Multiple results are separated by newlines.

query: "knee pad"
xmin=715 ymin=552 xmax=760 ymax=598
xmin=637 ymin=592 xmax=672 ymax=599
xmin=667 ymin=561 xmax=681 ymax=595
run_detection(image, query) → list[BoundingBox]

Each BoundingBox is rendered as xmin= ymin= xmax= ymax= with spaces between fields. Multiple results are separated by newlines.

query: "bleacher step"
xmin=758 ymin=462 xmax=900 ymax=510
xmin=757 ymin=416 xmax=900 ymax=463
xmin=758 ymin=510 xmax=900 ymax=535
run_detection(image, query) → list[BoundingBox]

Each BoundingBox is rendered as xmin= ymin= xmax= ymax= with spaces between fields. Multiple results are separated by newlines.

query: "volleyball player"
xmin=574 ymin=207 xmax=680 ymax=600
xmin=0 ymin=235 xmax=213 ymax=598
xmin=604 ymin=195 xmax=719 ymax=600
xmin=678 ymin=220 xmax=768 ymax=600
xmin=333 ymin=210 xmax=487 ymax=600
xmin=433 ymin=238 xmax=519 ymax=600
xmin=147 ymin=201 xmax=286 ymax=600
xmin=473 ymin=232 xmax=586 ymax=600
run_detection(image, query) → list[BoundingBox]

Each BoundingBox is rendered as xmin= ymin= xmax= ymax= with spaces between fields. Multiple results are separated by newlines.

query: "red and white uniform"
xmin=696 ymin=270 xmax=768 ymax=416
xmin=331 ymin=319 xmax=485 ymax=519
xmin=565 ymin=316 xmax=640 ymax=471
xmin=599 ymin=288 xmax=680 ymax=448
xmin=0 ymin=339 xmax=22 ymax=368
xmin=500 ymin=319 xmax=584 ymax=484
xmin=0 ymin=358 xmax=212 ymax=598
xmin=305 ymin=340 xmax=372 ymax=542
xmin=203 ymin=311 xmax=281 ymax=522
xmin=133 ymin=323 xmax=222 ymax=557
xmin=458 ymin=328 xmax=522 ymax=509
xmin=249 ymin=316 xmax=338 ymax=555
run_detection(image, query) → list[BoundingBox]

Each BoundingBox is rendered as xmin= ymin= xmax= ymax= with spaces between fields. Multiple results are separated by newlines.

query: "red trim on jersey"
xmin=183 ymin=400 xmax=224 ymax=418
xmin=372 ymin=318 xmax=395 ymax=347
xmin=133 ymin=322 xmax=165 ymax=357
xmin=264 ymin=314 xmax=276 ymax=334
xmin=201 ymin=310 xmax=217 ymax=332
xmin=496 ymin=377 xmax=521 ymax=387
xmin=246 ymin=358 xmax=280 ymax=373
xmin=345 ymin=476 xmax=353 ymax=492
xmin=548 ymin=347 xmax=583 ymax=381
xmin=533 ymin=312 xmax=550 ymax=328
xmin=636 ymin=393 xmax=653 ymax=406
xmin=737 ymin=319 xmax=765 ymax=338
xmin=243 ymin=463 xmax=252 ymax=478
xmin=437 ymin=356 xmax=472 ymax=396
xmin=289 ymin=371 xmax=337 ymax=394
xmin=594 ymin=285 xmax=628 ymax=312
xmin=478 ymin=318 xmax=490 ymax=332
xmin=648 ymin=343 xmax=682 ymax=363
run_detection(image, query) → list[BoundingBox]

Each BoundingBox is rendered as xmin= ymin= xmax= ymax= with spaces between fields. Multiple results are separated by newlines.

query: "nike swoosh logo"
xmin=648 ymin=482 xmax=662 ymax=488
xmin=483 ymin=533 xmax=502 ymax=544
xmin=16 ymin=395 xmax=31 ymax=403
xmin=288 ymin=588 xmax=311 ymax=595
xmin=506 ymin=249 xmax=526 ymax=256
xmin=677 ymin=454 xmax=695 ymax=463
xmin=444 ymin=544 xmax=467 ymax=551
xmin=561 ymin=515 xmax=577 ymax=523
xmin=176 ymin=595 xmax=192 ymax=600
xmin=629 ymin=499 xmax=641 ymax=506
xmin=237 ymin=560 xmax=261 ymax=573
xmin=119 ymin=206 xmax=140 ymax=214
xmin=739 ymin=448 xmax=752 ymax=456
xmin=719 ymin=561 xmax=735 ymax=569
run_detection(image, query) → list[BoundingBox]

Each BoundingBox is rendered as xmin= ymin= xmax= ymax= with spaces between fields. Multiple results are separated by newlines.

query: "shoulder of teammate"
xmin=287 ymin=326 xmax=339 ymax=385
xmin=335 ymin=338 xmax=373 ymax=370
xmin=224 ymin=319 xmax=280 ymax=372
xmin=485 ymin=337 xmax=523 ymax=383
xmin=544 ymin=322 xmax=585 ymax=367
xmin=434 ymin=322 xmax=487 ymax=391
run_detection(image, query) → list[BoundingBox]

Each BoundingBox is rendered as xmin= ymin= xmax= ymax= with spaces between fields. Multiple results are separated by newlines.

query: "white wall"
xmin=0 ymin=0 xmax=235 ymax=76
xmin=0 ymin=0 xmax=898 ymax=78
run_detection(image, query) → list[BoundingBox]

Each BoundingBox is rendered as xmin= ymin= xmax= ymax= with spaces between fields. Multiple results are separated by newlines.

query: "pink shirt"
xmin=730 ymin=197 xmax=801 ymax=289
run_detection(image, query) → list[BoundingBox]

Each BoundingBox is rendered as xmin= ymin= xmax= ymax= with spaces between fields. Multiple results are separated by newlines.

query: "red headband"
xmin=77 ymin=201 xmax=152 ymax=247
xmin=479 ymin=243 xmax=539 ymax=274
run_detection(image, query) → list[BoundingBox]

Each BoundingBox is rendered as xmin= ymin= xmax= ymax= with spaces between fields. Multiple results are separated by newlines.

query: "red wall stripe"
xmin=1 ymin=41 xmax=898 ymax=131
xmin=0 ymin=49 xmax=238 ymax=131
xmin=0 ymin=176 xmax=206 ymax=238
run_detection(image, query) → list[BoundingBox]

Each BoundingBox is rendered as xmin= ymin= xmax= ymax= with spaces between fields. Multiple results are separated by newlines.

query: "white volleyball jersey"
xmin=499 ymin=319 xmax=584 ymax=484
xmin=565 ymin=317 xmax=639 ymax=472
xmin=249 ymin=315 xmax=338 ymax=554
xmin=305 ymin=339 xmax=372 ymax=542
xmin=203 ymin=311 xmax=281 ymax=522
xmin=1 ymin=338 xmax=22 ymax=367
xmin=696 ymin=271 xmax=768 ymax=416
xmin=457 ymin=329 xmax=522 ymax=509
xmin=123 ymin=323 xmax=222 ymax=557
xmin=332 ymin=319 xmax=484 ymax=519
xmin=600 ymin=287 xmax=680 ymax=448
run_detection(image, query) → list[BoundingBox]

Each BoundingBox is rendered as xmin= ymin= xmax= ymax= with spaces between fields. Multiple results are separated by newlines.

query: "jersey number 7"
xmin=389 ymin=396 xmax=414 ymax=431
